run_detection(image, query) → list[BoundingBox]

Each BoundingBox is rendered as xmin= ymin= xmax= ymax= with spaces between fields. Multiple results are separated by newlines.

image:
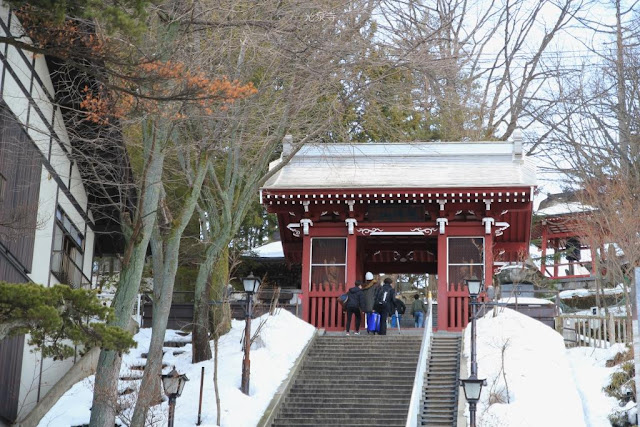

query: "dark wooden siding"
xmin=0 ymin=104 xmax=38 ymax=423
xmin=0 ymin=335 xmax=25 ymax=423
xmin=0 ymin=252 xmax=27 ymax=423
xmin=0 ymin=104 xmax=42 ymax=272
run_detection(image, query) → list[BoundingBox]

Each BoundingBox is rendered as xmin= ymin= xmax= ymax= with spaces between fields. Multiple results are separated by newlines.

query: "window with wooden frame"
xmin=51 ymin=206 xmax=87 ymax=288
xmin=310 ymin=238 xmax=347 ymax=289
xmin=448 ymin=237 xmax=484 ymax=288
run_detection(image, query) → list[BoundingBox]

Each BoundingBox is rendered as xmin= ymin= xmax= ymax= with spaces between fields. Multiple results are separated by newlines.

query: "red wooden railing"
xmin=308 ymin=282 xmax=348 ymax=331
xmin=446 ymin=283 xmax=487 ymax=331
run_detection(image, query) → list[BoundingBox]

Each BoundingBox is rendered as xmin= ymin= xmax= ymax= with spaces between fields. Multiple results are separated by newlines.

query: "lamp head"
xmin=460 ymin=376 xmax=486 ymax=403
xmin=465 ymin=277 xmax=483 ymax=297
xmin=161 ymin=367 xmax=189 ymax=398
xmin=242 ymin=272 xmax=261 ymax=294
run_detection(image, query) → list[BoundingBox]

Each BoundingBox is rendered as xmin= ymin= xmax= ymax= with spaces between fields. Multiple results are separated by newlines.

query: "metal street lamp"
xmin=161 ymin=367 xmax=189 ymax=427
xmin=465 ymin=278 xmax=484 ymax=378
xmin=460 ymin=376 xmax=487 ymax=427
xmin=241 ymin=272 xmax=261 ymax=395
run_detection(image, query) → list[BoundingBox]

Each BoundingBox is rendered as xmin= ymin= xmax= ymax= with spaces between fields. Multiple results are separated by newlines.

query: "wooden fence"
xmin=555 ymin=314 xmax=632 ymax=348
xmin=447 ymin=282 xmax=487 ymax=330
xmin=307 ymin=282 xmax=348 ymax=331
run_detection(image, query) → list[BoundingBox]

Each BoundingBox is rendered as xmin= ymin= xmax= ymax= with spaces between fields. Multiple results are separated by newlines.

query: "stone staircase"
xmin=271 ymin=334 xmax=423 ymax=426
xmin=418 ymin=332 xmax=462 ymax=426
xmin=117 ymin=332 xmax=191 ymax=404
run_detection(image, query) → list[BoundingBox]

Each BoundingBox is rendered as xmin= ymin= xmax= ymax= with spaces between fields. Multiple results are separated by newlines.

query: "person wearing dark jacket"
xmin=374 ymin=278 xmax=396 ymax=335
xmin=345 ymin=280 xmax=365 ymax=335
xmin=392 ymin=297 xmax=406 ymax=328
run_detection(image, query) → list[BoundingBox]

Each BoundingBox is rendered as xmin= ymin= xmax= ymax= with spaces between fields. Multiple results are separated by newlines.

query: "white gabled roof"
xmin=242 ymin=241 xmax=284 ymax=258
xmin=263 ymin=138 xmax=536 ymax=190
xmin=536 ymin=202 xmax=595 ymax=217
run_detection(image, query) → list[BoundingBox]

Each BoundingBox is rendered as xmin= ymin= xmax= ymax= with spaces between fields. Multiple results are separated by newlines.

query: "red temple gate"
xmin=261 ymin=139 xmax=536 ymax=332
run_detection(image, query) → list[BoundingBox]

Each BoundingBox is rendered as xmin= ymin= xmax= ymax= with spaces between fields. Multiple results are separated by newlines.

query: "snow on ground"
xmin=39 ymin=310 xmax=315 ymax=427
xmin=567 ymin=345 xmax=626 ymax=426
xmin=560 ymin=285 xmax=625 ymax=300
xmin=498 ymin=297 xmax=554 ymax=305
xmin=41 ymin=305 xmax=627 ymax=426
xmin=464 ymin=307 xmax=625 ymax=427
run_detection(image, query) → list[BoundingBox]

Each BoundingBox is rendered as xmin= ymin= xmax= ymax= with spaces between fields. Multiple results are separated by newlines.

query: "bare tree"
xmin=374 ymin=0 xmax=586 ymax=141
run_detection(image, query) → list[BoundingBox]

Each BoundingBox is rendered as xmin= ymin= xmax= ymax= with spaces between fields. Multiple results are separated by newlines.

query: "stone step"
xmin=272 ymin=417 xmax=403 ymax=425
xmin=306 ymin=354 xmax=419 ymax=360
xmin=278 ymin=407 xmax=409 ymax=415
xmin=305 ymin=359 xmax=419 ymax=365
xmin=419 ymin=335 xmax=461 ymax=427
xmin=272 ymin=335 xmax=423 ymax=427
xmin=294 ymin=379 xmax=414 ymax=386
xmin=162 ymin=341 xmax=191 ymax=348
xmin=284 ymin=391 xmax=412 ymax=399
xmin=273 ymin=422 xmax=399 ymax=427
xmin=296 ymin=374 xmax=414 ymax=381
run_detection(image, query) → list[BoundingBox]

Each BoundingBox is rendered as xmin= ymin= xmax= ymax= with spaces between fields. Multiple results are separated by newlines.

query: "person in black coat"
xmin=345 ymin=280 xmax=365 ymax=335
xmin=374 ymin=278 xmax=396 ymax=335
xmin=392 ymin=297 xmax=406 ymax=327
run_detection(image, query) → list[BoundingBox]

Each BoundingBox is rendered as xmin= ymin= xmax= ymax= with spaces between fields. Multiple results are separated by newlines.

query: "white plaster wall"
xmin=27 ymin=167 xmax=57 ymax=287
xmin=84 ymin=227 xmax=96 ymax=280
xmin=69 ymin=162 xmax=89 ymax=212
xmin=16 ymin=342 xmax=75 ymax=421
xmin=2 ymin=53 xmax=30 ymax=126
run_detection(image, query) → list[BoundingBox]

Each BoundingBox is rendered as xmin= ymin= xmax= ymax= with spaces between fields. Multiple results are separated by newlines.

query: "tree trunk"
xmin=130 ymin=157 xmax=208 ymax=426
xmin=214 ymin=337 xmax=221 ymax=426
xmin=192 ymin=290 xmax=212 ymax=362
xmin=191 ymin=243 xmax=222 ymax=363
xmin=90 ymin=243 xmax=156 ymax=427
xmin=91 ymin=350 xmax=123 ymax=426
xmin=89 ymin=123 xmax=165 ymax=427
xmin=211 ymin=247 xmax=231 ymax=337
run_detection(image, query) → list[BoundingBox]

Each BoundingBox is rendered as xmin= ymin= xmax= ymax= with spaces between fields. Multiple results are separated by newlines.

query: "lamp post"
xmin=465 ymin=278 xmax=482 ymax=377
xmin=241 ymin=272 xmax=261 ymax=395
xmin=161 ymin=367 xmax=189 ymax=427
xmin=464 ymin=278 xmax=485 ymax=427
xmin=460 ymin=376 xmax=486 ymax=427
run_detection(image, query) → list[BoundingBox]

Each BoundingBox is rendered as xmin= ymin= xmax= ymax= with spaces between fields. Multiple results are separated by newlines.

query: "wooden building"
xmin=0 ymin=5 xmax=126 ymax=423
xmin=532 ymin=192 xmax=597 ymax=288
xmin=261 ymin=134 xmax=536 ymax=332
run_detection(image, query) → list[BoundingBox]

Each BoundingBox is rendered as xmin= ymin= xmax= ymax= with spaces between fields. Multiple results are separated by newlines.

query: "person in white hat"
xmin=361 ymin=272 xmax=379 ymax=331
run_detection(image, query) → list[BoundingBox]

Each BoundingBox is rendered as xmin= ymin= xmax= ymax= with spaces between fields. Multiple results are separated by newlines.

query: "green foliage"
xmin=0 ymin=281 xmax=135 ymax=359
xmin=233 ymin=197 xmax=278 ymax=252
xmin=8 ymin=0 xmax=153 ymax=35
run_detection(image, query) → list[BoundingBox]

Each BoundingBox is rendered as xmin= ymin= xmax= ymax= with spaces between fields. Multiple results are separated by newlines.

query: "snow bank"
xmin=497 ymin=297 xmax=554 ymax=305
xmin=464 ymin=308 xmax=586 ymax=427
xmin=39 ymin=310 xmax=315 ymax=427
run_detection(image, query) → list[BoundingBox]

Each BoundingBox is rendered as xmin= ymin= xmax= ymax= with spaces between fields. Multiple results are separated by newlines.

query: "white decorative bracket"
xmin=347 ymin=200 xmax=355 ymax=212
xmin=436 ymin=218 xmax=448 ymax=234
xmin=437 ymin=199 xmax=446 ymax=211
xmin=300 ymin=219 xmax=314 ymax=235
xmin=286 ymin=223 xmax=300 ymax=237
xmin=483 ymin=199 xmax=493 ymax=211
xmin=482 ymin=217 xmax=495 ymax=235
xmin=410 ymin=227 xmax=439 ymax=235
xmin=495 ymin=221 xmax=510 ymax=236
xmin=345 ymin=218 xmax=358 ymax=235
xmin=302 ymin=201 xmax=310 ymax=213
